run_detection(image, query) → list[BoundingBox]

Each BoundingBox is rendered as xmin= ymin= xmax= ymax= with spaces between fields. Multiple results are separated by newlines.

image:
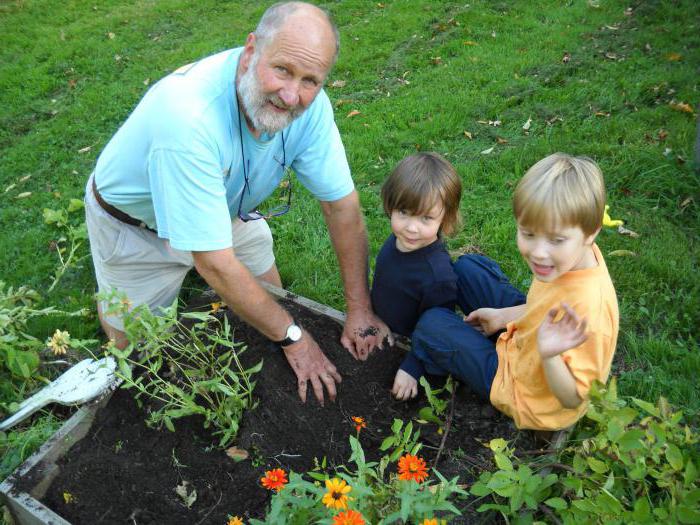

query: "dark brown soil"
xmin=21 ymin=296 xmax=537 ymax=524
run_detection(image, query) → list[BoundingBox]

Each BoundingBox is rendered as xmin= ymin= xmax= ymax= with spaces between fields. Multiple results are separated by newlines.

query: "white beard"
xmin=237 ymin=53 xmax=305 ymax=135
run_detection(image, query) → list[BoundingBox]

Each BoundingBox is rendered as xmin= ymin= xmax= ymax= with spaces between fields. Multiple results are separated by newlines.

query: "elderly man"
xmin=85 ymin=2 xmax=390 ymax=405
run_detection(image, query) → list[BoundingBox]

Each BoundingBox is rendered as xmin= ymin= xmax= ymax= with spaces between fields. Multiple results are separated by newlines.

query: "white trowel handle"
xmin=0 ymin=395 xmax=52 ymax=431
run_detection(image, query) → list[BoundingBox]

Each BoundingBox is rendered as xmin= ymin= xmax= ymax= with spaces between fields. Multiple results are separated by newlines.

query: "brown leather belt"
xmin=92 ymin=178 xmax=156 ymax=233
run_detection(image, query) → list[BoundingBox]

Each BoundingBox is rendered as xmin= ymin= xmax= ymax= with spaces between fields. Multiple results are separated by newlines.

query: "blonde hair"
xmin=381 ymin=152 xmax=462 ymax=236
xmin=513 ymin=153 xmax=605 ymax=236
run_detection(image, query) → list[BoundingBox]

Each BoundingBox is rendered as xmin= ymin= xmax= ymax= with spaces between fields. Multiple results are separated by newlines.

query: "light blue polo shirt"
xmin=94 ymin=48 xmax=353 ymax=251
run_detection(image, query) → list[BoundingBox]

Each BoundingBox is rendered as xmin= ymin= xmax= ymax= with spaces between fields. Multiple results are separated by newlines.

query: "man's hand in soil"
xmin=282 ymin=329 xmax=342 ymax=406
xmin=341 ymin=310 xmax=394 ymax=361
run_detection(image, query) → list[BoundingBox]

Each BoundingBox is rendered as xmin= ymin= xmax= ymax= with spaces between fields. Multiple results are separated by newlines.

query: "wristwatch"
xmin=275 ymin=319 xmax=302 ymax=347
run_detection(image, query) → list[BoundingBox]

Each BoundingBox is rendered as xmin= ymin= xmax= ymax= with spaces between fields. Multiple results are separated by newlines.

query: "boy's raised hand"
xmin=537 ymin=302 xmax=588 ymax=359
xmin=464 ymin=307 xmax=504 ymax=336
xmin=392 ymin=369 xmax=418 ymax=401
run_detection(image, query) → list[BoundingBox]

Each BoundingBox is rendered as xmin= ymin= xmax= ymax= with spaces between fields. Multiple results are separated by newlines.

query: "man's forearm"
xmin=193 ymin=249 xmax=292 ymax=341
xmin=321 ymin=191 xmax=371 ymax=312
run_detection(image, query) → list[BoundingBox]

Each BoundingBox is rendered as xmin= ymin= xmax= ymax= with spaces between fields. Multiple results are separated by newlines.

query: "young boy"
xmin=410 ymin=153 xmax=619 ymax=430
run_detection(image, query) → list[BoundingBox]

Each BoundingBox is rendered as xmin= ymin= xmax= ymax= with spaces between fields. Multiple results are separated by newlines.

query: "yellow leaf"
xmin=346 ymin=109 xmax=361 ymax=118
xmin=669 ymin=102 xmax=694 ymax=114
xmin=666 ymin=52 xmax=682 ymax=61
xmin=463 ymin=130 xmax=473 ymax=140
xmin=608 ymin=250 xmax=637 ymax=257
xmin=330 ymin=80 xmax=346 ymax=88
xmin=464 ymin=40 xmax=478 ymax=46
xmin=522 ymin=117 xmax=532 ymax=131
xmin=496 ymin=136 xmax=508 ymax=144
xmin=107 ymin=32 xmax=115 ymax=39
xmin=16 ymin=192 xmax=32 ymax=199
xmin=78 ymin=145 xmax=92 ymax=153
xmin=63 ymin=492 xmax=74 ymax=504
xmin=480 ymin=146 xmax=495 ymax=155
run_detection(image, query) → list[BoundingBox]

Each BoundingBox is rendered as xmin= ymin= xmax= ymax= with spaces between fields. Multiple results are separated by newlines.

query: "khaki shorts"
xmin=85 ymin=174 xmax=275 ymax=331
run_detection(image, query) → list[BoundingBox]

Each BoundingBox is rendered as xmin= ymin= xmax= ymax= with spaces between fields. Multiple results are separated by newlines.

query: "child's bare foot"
xmin=392 ymin=369 xmax=418 ymax=401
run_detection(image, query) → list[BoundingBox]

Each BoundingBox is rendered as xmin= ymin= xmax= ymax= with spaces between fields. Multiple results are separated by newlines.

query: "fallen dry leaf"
xmin=624 ymin=7 xmax=633 ymax=15
xmin=496 ymin=136 xmax=508 ymax=144
xmin=174 ymin=481 xmax=197 ymax=508
xmin=604 ymin=52 xmax=618 ymax=60
xmin=143 ymin=78 xmax=150 ymax=86
xmin=489 ymin=120 xmax=501 ymax=127
xmin=67 ymin=79 xmax=77 ymax=89
xmin=330 ymin=79 xmax=346 ymax=88
xmin=107 ymin=32 xmax=115 ymax=39
xmin=430 ymin=56 xmax=443 ymax=65
xmin=604 ymin=24 xmax=620 ymax=30
xmin=463 ymin=130 xmax=473 ymax=140
xmin=346 ymin=109 xmax=361 ymax=118
xmin=16 ymin=192 xmax=32 ymax=199
xmin=19 ymin=174 xmax=32 ymax=183
xmin=115 ymin=54 xmax=122 ymax=62
xmin=562 ymin=52 xmax=571 ymax=63
xmin=657 ymin=129 xmax=668 ymax=141
xmin=481 ymin=146 xmax=495 ymax=155
xmin=595 ymin=111 xmax=611 ymax=117
xmin=522 ymin=117 xmax=532 ymax=131
xmin=464 ymin=40 xmax=478 ymax=46
xmin=4 ymin=184 xmax=16 ymax=193
xmin=225 ymin=446 xmax=249 ymax=462
xmin=617 ymin=225 xmax=639 ymax=238
xmin=669 ymin=102 xmax=694 ymax=114
xmin=78 ymin=146 xmax=92 ymax=153
xmin=608 ymin=250 xmax=637 ymax=257
xmin=666 ymin=52 xmax=682 ymax=61
xmin=680 ymin=197 xmax=693 ymax=209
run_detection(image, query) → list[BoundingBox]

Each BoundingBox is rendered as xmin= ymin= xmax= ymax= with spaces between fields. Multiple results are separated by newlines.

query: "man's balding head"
xmin=254 ymin=2 xmax=340 ymax=64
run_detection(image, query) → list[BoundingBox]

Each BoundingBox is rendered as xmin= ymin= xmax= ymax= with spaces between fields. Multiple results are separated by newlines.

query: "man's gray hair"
xmin=254 ymin=2 xmax=340 ymax=62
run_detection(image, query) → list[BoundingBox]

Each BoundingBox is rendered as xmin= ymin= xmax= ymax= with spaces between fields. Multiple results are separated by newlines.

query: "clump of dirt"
xmin=26 ymin=297 xmax=536 ymax=524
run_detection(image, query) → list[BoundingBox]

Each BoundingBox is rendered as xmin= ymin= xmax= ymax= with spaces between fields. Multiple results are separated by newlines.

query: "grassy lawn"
xmin=0 ymin=0 xmax=697 ymax=487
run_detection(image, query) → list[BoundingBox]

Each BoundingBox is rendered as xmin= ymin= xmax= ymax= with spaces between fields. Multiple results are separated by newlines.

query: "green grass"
xmin=0 ymin=0 xmax=698 ymax=481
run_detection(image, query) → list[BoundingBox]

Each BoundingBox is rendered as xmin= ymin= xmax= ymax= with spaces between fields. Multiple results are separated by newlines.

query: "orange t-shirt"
xmin=489 ymin=244 xmax=619 ymax=430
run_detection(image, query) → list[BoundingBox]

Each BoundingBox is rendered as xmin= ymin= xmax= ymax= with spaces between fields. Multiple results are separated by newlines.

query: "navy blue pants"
xmin=411 ymin=254 xmax=526 ymax=399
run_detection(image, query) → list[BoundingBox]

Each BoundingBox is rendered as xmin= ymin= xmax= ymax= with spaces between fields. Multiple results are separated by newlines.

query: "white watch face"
xmin=288 ymin=324 xmax=302 ymax=341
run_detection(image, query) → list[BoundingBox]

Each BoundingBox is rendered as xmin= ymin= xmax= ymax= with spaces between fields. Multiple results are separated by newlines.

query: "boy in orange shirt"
xmin=410 ymin=153 xmax=619 ymax=430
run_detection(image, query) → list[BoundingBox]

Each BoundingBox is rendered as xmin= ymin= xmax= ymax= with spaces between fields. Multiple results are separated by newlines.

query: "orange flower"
xmin=322 ymin=477 xmax=352 ymax=510
xmin=421 ymin=519 xmax=446 ymax=525
xmin=227 ymin=517 xmax=244 ymax=525
xmin=351 ymin=416 xmax=366 ymax=433
xmin=332 ymin=509 xmax=366 ymax=525
xmin=260 ymin=468 xmax=288 ymax=492
xmin=398 ymin=454 xmax=428 ymax=483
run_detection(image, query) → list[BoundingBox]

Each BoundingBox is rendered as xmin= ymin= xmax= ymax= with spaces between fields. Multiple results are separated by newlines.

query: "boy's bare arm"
xmin=465 ymin=304 xmax=526 ymax=336
xmin=537 ymin=303 xmax=587 ymax=408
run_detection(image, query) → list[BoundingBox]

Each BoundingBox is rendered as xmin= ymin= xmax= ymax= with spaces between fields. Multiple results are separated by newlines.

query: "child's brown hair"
xmin=381 ymin=152 xmax=462 ymax=236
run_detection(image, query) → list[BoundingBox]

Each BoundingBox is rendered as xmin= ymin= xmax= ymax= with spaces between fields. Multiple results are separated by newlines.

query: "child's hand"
xmin=392 ymin=369 xmax=418 ymax=401
xmin=537 ymin=302 xmax=588 ymax=359
xmin=464 ymin=308 xmax=503 ymax=336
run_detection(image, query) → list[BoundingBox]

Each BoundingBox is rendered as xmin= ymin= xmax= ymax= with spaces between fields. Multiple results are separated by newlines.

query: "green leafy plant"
xmin=379 ymin=418 xmax=422 ymax=462
xmin=0 ymin=281 xmax=89 ymax=400
xmin=418 ymin=376 xmax=455 ymax=428
xmin=102 ymin=293 xmax=262 ymax=447
xmin=252 ymin=435 xmax=467 ymax=524
xmin=42 ymin=199 xmax=88 ymax=293
xmin=469 ymin=378 xmax=700 ymax=524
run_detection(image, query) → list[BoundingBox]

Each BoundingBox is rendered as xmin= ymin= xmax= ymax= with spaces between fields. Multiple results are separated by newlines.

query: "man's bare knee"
xmin=96 ymin=302 xmax=129 ymax=350
xmin=256 ymin=263 xmax=283 ymax=288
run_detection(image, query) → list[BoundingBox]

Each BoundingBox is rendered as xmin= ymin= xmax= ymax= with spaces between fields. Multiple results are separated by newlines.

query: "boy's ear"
xmin=585 ymin=227 xmax=602 ymax=245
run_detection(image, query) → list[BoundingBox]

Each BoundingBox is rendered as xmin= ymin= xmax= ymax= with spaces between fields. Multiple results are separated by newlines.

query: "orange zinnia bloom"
xmin=351 ymin=416 xmax=366 ymax=433
xmin=332 ymin=509 xmax=366 ymax=525
xmin=228 ymin=517 xmax=244 ymax=525
xmin=260 ymin=468 xmax=288 ymax=492
xmin=421 ymin=519 xmax=446 ymax=525
xmin=398 ymin=454 xmax=429 ymax=483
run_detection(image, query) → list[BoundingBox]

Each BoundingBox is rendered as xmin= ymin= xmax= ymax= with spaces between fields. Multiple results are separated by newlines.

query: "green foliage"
xmin=418 ymin=376 xmax=455 ymax=428
xmin=42 ymin=197 xmax=89 ymax=293
xmin=251 ymin=435 xmax=467 ymax=524
xmin=470 ymin=379 xmax=700 ymax=524
xmin=101 ymin=293 xmax=262 ymax=447
xmin=379 ymin=418 xmax=422 ymax=462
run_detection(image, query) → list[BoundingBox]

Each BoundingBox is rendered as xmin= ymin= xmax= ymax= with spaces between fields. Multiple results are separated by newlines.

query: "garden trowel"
xmin=0 ymin=357 xmax=117 ymax=431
